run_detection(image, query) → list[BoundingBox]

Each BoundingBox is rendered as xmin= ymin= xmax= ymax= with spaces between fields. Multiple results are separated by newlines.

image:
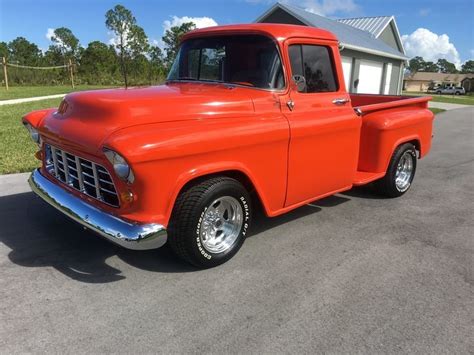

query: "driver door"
xmin=282 ymin=39 xmax=361 ymax=207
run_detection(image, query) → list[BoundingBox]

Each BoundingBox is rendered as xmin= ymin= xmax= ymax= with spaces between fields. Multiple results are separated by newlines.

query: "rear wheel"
xmin=168 ymin=177 xmax=251 ymax=268
xmin=374 ymin=143 xmax=417 ymax=197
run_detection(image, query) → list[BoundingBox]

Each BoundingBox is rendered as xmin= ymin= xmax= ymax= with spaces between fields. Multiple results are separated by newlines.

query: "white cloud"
xmin=401 ymin=28 xmax=462 ymax=69
xmin=246 ymin=0 xmax=358 ymax=16
xmin=162 ymin=16 xmax=218 ymax=34
xmin=45 ymin=28 xmax=55 ymax=41
xmin=419 ymin=8 xmax=430 ymax=16
xmin=299 ymin=0 xmax=358 ymax=16
xmin=157 ymin=16 xmax=217 ymax=49
xmin=107 ymin=24 xmax=132 ymax=47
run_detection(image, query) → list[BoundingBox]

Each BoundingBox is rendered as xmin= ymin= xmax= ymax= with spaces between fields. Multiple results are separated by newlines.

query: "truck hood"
xmin=39 ymin=83 xmax=255 ymax=154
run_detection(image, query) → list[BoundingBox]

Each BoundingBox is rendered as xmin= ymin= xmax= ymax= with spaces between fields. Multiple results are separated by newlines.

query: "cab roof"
xmin=182 ymin=23 xmax=339 ymax=43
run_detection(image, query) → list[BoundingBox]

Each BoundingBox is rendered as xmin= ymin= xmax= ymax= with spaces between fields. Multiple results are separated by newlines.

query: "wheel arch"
xmin=165 ymin=166 xmax=270 ymax=224
xmin=391 ymin=136 xmax=421 ymax=159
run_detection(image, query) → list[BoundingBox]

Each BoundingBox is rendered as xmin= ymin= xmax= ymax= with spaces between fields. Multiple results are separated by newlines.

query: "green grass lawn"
xmin=429 ymin=108 xmax=446 ymax=115
xmin=0 ymin=85 xmax=117 ymax=101
xmin=0 ymin=98 xmax=62 ymax=174
xmin=403 ymin=91 xmax=474 ymax=105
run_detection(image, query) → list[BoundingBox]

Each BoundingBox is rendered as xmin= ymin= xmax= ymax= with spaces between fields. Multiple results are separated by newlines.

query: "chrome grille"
xmin=44 ymin=144 xmax=120 ymax=207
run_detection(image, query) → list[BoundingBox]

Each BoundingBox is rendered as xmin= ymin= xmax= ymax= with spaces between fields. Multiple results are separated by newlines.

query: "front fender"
xmin=106 ymin=116 xmax=290 ymax=226
xmin=22 ymin=108 xmax=55 ymax=128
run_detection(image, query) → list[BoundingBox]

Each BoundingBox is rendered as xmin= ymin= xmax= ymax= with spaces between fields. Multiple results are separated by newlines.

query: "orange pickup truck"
xmin=24 ymin=24 xmax=434 ymax=268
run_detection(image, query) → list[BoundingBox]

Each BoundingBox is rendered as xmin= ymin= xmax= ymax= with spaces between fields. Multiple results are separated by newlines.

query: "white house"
xmin=256 ymin=2 xmax=408 ymax=94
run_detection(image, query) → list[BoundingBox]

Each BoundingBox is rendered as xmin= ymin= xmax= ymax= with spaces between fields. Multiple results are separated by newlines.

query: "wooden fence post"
xmin=2 ymin=57 xmax=9 ymax=91
xmin=68 ymin=59 xmax=75 ymax=89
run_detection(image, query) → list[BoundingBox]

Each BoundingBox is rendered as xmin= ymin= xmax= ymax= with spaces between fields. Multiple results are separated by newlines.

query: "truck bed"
xmin=350 ymin=94 xmax=431 ymax=114
xmin=350 ymin=94 xmax=434 ymax=186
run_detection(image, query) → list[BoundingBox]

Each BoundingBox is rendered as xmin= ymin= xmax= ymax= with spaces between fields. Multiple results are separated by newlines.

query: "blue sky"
xmin=1 ymin=0 xmax=473 ymax=66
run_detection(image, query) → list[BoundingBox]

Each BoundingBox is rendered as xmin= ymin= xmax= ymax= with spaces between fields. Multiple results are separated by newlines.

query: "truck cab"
xmin=24 ymin=24 xmax=434 ymax=268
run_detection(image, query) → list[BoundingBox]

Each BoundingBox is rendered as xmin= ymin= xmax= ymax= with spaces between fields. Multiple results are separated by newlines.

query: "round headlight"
xmin=103 ymin=148 xmax=135 ymax=184
xmin=25 ymin=123 xmax=40 ymax=145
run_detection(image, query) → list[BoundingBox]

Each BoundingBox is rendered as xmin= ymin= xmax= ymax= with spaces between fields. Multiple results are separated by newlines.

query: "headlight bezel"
xmin=24 ymin=123 xmax=41 ymax=146
xmin=103 ymin=148 xmax=135 ymax=184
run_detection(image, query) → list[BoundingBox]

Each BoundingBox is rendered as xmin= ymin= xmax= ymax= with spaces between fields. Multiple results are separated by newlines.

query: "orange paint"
xmin=22 ymin=24 xmax=434 ymax=227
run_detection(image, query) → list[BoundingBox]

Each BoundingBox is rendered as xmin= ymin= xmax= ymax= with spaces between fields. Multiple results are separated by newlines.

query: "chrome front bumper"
xmin=29 ymin=169 xmax=167 ymax=250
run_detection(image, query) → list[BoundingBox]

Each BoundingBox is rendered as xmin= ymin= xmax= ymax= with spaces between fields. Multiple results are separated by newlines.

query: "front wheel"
xmin=168 ymin=177 xmax=252 ymax=268
xmin=374 ymin=143 xmax=417 ymax=197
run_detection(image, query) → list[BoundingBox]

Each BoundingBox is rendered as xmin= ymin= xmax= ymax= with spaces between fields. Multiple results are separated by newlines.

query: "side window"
xmin=289 ymin=44 xmax=338 ymax=93
xmin=289 ymin=45 xmax=303 ymax=77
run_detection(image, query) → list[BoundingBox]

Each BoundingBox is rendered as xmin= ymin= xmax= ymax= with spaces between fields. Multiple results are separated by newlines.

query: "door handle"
xmin=332 ymin=98 xmax=350 ymax=105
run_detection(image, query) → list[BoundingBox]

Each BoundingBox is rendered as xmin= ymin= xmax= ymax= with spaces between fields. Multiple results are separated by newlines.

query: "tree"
xmin=0 ymin=42 xmax=8 ymax=59
xmin=408 ymin=56 xmax=426 ymax=73
xmin=436 ymin=58 xmax=457 ymax=73
xmin=105 ymin=4 xmax=149 ymax=87
xmin=148 ymin=45 xmax=165 ymax=83
xmin=43 ymin=45 xmax=64 ymax=66
xmin=79 ymin=41 xmax=119 ymax=84
xmin=461 ymin=60 xmax=474 ymax=74
xmin=149 ymin=45 xmax=164 ymax=68
xmin=7 ymin=37 xmax=42 ymax=65
xmin=50 ymin=27 xmax=80 ymax=63
xmin=162 ymin=22 xmax=196 ymax=69
xmin=423 ymin=61 xmax=439 ymax=72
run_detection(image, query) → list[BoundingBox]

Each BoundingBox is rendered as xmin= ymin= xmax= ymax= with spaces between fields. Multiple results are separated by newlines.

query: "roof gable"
xmin=337 ymin=16 xmax=392 ymax=37
xmin=255 ymin=3 xmax=407 ymax=61
xmin=338 ymin=16 xmax=405 ymax=54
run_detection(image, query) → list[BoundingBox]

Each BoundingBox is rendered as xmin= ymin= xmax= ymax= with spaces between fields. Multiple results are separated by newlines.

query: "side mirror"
xmin=292 ymin=75 xmax=306 ymax=93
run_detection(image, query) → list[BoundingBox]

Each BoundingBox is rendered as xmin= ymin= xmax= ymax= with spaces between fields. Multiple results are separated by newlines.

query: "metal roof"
xmin=337 ymin=16 xmax=393 ymax=37
xmin=404 ymin=72 xmax=473 ymax=82
xmin=255 ymin=3 xmax=408 ymax=61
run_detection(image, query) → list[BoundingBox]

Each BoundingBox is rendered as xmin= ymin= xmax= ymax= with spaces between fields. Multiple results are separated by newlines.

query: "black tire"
xmin=168 ymin=177 xmax=251 ymax=268
xmin=374 ymin=143 xmax=417 ymax=198
xmin=455 ymin=91 xmax=460 ymax=95
xmin=436 ymin=91 xmax=441 ymax=94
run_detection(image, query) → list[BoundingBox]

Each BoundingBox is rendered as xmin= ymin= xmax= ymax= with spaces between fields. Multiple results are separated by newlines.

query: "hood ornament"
xmin=57 ymin=99 xmax=69 ymax=115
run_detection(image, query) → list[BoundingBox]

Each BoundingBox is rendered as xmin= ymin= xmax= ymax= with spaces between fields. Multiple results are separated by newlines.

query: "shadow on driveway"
xmin=0 ymin=190 xmax=354 ymax=283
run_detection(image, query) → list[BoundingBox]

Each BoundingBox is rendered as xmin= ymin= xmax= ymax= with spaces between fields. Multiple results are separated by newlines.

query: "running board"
xmin=353 ymin=171 xmax=386 ymax=186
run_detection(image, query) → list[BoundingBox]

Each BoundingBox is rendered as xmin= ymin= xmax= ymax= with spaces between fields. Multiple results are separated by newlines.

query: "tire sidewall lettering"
xmin=195 ymin=207 xmax=212 ymax=260
xmin=194 ymin=194 xmax=250 ymax=260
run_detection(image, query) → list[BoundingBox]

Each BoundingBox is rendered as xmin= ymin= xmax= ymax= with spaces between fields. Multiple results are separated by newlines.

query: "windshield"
xmin=167 ymin=35 xmax=285 ymax=90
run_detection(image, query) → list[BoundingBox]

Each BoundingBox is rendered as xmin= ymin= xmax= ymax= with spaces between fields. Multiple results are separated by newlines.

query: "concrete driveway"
xmin=428 ymin=101 xmax=471 ymax=110
xmin=1 ymin=108 xmax=473 ymax=353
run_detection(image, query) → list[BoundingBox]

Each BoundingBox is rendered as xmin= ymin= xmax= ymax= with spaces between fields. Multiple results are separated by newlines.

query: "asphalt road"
xmin=1 ymin=108 xmax=473 ymax=354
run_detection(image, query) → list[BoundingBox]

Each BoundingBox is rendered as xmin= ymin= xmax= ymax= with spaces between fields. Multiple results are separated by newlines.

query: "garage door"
xmin=357 ymin=60 xmax=383 ymax=94
xmin=341 ymin=57 xmax=352 ymax=91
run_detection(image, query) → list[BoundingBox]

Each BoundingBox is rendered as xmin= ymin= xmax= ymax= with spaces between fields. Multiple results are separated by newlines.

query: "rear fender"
xmin=358 ymin=107 xmax=434 ymax=173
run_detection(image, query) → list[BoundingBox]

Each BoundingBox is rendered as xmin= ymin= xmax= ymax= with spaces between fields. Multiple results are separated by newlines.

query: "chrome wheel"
xmin=395 ymin=151 xmax=414 ymax=192
xmin=199 ymin=196 xmax=243 ymax=254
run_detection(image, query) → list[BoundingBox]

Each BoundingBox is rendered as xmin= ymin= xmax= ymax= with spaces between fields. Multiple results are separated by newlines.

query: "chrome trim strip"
xmin=61 ymin=150 xmax=70 ymax=185
xmin=29 ymin=169 xmax=167 ymax=250
xmin=91 ymin=163 xmax=101 ymax=200
xmin=74 ymin=156 xmax=85 ymax=192
xmin=51 ymin=146 xmax=59 ymax=177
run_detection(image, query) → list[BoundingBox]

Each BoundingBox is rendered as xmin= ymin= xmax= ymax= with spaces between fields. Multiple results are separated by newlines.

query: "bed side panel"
xmin=358 ymin=106 xmax=434 ymax=173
